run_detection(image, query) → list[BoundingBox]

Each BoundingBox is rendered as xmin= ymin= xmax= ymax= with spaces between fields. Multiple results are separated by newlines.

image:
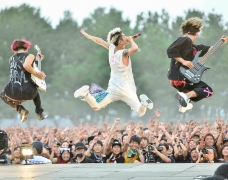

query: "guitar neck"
xmin=199 ymin=34 xmax=228 ymax=65
xmin=37 ymin=59 xmax=41 ymax=71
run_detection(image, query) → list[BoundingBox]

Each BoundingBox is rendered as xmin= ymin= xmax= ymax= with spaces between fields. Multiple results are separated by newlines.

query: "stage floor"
xmin=0 ymin=163 xmax=221 ymax=180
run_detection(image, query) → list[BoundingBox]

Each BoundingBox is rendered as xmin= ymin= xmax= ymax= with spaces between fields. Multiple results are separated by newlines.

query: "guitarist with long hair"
xmin=166 ymin=17 xmax=228 ymax=113
xmin=0 ymin=39 xmax=48 ymax=122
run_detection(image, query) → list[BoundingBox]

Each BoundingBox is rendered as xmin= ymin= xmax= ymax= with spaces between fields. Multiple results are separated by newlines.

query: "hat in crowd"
xmin=94 ymin=140 xmax=103 ymax=147
xmin=214 ymin=163 xmax=228 ymax=179
xmin=88 ymin=136 xmax=95 ymax=144
xmin=223 ymin=138 xmax=228 ymax=145
xmin=112 ymin=140 xmax=122 ymax=148
xmin=75 ymin=142 xmax=86 ymax=150
xmin=32 ymin=141 xmax=43 ymax=155
xmin=130 ymin=135 xmax=140 ymax=145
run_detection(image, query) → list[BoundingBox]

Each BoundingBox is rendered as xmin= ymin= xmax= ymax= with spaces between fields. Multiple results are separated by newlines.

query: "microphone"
xmin=132 ymin=33 xmax=141 ymax=39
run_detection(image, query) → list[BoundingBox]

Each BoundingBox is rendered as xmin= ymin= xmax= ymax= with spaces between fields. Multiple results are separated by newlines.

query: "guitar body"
xmin=180 ymin=50 xmax=210 ymax=83
xmin=31 ymin=45 xmax=47 ymax=92
xmin=31 ymin=63 xmax=46 ymax=91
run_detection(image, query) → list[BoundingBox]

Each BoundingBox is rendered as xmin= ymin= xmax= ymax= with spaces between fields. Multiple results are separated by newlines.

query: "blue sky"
xmin=1 ymin=0 xmax=228 ymax=28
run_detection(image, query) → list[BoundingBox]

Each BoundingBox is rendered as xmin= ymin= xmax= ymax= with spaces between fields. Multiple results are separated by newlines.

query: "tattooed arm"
xmin=122 ymin=36 xmax=138 ymax=66
xmin=80 ymin=29 xmax=110 ymax=50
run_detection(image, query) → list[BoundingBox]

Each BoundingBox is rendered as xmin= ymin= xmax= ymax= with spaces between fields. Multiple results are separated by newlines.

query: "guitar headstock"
xmin=34 ymin=45 xmax=41 ymax=54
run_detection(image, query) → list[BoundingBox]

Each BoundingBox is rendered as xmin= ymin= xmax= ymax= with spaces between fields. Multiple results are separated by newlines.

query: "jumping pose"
xmin=166 ymin=17 xmax=228 ymax=113
xmin=0 ymin=39 xmax=48 ymax=122
xmin=74 ymin=28 xmax=153 ymax=116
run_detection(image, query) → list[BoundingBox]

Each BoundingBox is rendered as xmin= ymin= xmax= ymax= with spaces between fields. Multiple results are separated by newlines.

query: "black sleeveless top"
xmin=4 ymin=53 xmax=38 ymax=100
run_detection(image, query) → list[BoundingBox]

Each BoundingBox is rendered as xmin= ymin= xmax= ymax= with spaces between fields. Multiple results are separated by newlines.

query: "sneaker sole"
xmin=20 ymin=110 xmax=29 ymax=123
xmin=175 ymin=92 xmax=188 ymax=107
xmin=74 ymin=85 xmax=89 ymax=98
xmin=179 ymin=103 xmax=193 ymax=113
xmin=140 ymin=94 xmax=153 ymax=110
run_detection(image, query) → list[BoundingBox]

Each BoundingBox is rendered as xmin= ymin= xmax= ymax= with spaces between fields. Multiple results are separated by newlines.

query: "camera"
xmin=0 ymin=154 xmax=7 ymax=164
xmin=71 ymin=157 xmax=77 ymax=163
xmin=147 ymin=145 xmax=156 ymax=163
xmin=148 ymin=144 xmax=163 ymax=152
xmin=156 ymin=146 xmax=163 ymax=152
xmin=148 ymin=152 xmax=156 ymax=163
xmin=202 ymin=148 xmax=209 ymax=154
xmin=148 ymin=144 xmax=154 ymax=151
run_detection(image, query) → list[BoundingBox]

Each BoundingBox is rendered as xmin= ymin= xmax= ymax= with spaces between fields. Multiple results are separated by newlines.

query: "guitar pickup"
xmin=185 ymin=70 xmax=194 ymax=77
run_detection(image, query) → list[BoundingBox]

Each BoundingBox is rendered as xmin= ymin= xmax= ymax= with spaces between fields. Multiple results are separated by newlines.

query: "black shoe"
xmin=37 ymin=111 xmax=48 ymax=121
xmin=17 ymin=105 xmax=29 ymax=123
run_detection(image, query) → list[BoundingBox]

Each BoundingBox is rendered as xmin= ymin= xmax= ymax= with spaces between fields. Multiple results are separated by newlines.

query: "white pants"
xmin=84 ymin=91 xmax=146 ymax=116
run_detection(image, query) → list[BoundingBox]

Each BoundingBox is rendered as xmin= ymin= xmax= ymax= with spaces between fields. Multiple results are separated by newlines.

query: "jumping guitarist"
xmin=166 ymin=17 xmax=228 ymax=113
xmin=0 ymin=39 xmax=48 ymax=122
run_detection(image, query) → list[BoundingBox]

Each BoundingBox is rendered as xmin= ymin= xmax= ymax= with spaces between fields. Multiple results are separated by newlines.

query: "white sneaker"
xmin=74 ymin=85 xmax=89 ymax=98
xmin=140 ymin=94 xmax=153 ymax=110
xmin=179 ymin=103 xmax=193 ymax=113
xmin=175 ymin=92 xmax=189 ymax=107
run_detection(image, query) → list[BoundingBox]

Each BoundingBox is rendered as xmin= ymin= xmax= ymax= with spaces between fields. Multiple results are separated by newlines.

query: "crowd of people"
xmin=0 ymin=109 xmax=227 ymax=165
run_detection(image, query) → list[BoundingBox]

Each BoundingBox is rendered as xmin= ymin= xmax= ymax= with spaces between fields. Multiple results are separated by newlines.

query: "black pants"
xmin=0 ymin=90 xmax=43 ymax=114
xmin=171 ymin=80 xmax=213 ymax=102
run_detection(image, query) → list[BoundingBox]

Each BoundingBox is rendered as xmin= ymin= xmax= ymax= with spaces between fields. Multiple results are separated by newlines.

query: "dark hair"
xmin=220 ymin=145 xmax=228 ymax=158
xmin=120 ymin=129 xmax=125 ymax=135
xmin=158 ymin=143 xmax=169 ymax=151
xmin=206 ymin=146 xmax=218 ymax=162
xmin=112 ymin=32 xmax=123 ymax=46
xmin=182 ymin=27 xmax=200 ymax=35
xmin=122 ymin=134 xmax=128 ymax=142
xmin=59 ymin=148 xmax=73 ymax=161
xmin=167 ymin=143 xmax=174 ymax=154
xmin=214 ymin=163 xmax=228 ymax=179
xmin=14 ymin=146 xmax=21 ymax=151
xmin=190 ymin=148 xmax=197 ymax=154
xmin=130 ymin=135 xmax=140 ymax=145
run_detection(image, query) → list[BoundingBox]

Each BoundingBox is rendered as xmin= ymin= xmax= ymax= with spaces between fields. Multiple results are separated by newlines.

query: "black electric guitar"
xmin=180 ymin=34 xmax=228 ymax=83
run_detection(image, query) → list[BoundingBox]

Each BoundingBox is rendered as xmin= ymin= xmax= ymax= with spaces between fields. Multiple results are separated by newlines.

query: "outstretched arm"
xmin=80 ymin=29 xmax=110 ymax=50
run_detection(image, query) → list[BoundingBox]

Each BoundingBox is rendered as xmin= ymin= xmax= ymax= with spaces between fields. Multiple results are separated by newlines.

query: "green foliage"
xmin=0 ymin=4 xmax=228 ymax=122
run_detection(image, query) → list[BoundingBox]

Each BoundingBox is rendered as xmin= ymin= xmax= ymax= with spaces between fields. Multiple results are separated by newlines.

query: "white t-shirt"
xmin=21 ymin=155 xmax=52 ymax=164
xmin=107 ymin=44 xmax=136 ymax=96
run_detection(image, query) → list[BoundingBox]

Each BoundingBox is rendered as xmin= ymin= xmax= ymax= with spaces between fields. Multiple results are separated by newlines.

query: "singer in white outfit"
xmin=74 ymin=27 xmax=153 ymax=116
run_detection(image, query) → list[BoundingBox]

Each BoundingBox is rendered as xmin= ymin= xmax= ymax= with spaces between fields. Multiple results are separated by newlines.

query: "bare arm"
xmin=80 ymin=29 xmax=110 ymax=50
xmin=174 ymin=57 xmax=194 ymax=69
xmin=109 ymin=118 xmax=120 ymax=136
xmin=49 ymin=150 xmax=57 ymax=164
xmin=179 ymin=142 xmax=188 ymax=158
xmin=23 ymin=54 xmax=46 ymax=79
xmin=123 ymin=122 xmax=135 ymax=153
xmin=152 ymin=147 xmax=171 ymax=163
xmin=122 ymin=37 xmax=138 ymax=66
xmin=154 ymin=109 xmax=161 ymax=133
